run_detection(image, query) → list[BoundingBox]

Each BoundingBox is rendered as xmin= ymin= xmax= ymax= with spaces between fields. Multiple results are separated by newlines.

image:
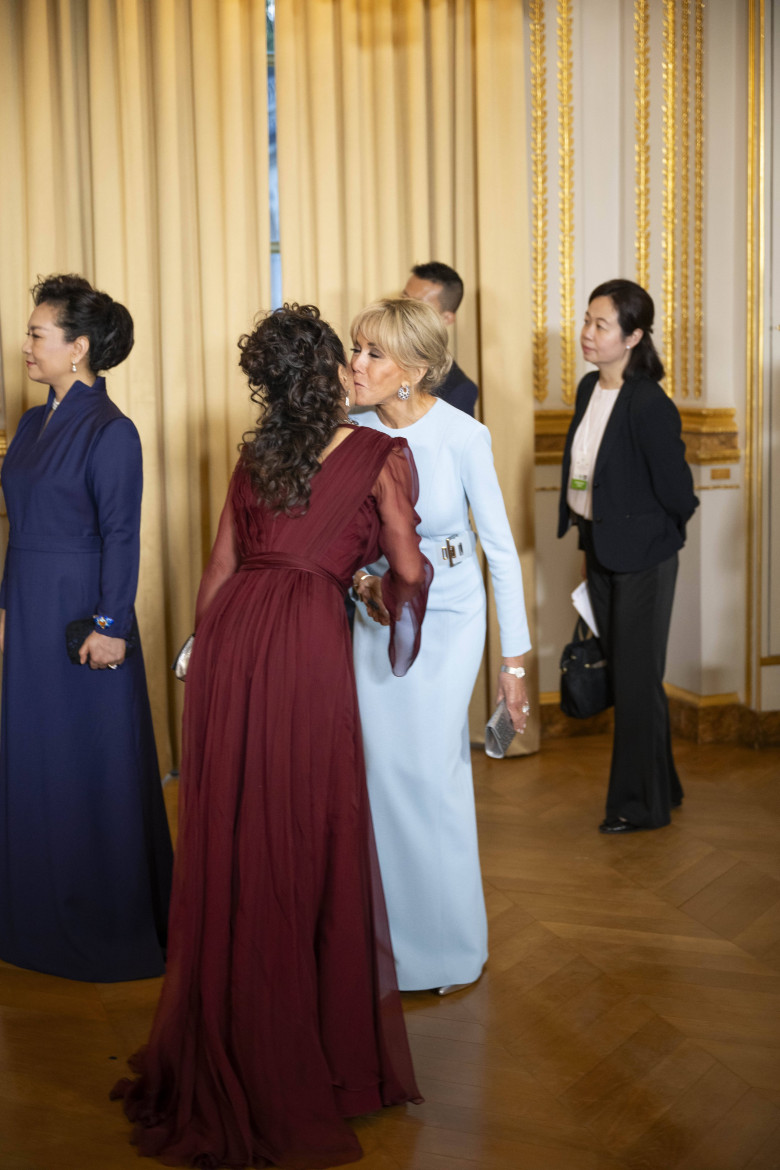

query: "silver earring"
xmin=345 ymin=391 xmax=349 ymax=409
xmin=71 ymin=362 xmax=78 ymax=372
xmin=397 ymin=383 xmax=410 ymax=401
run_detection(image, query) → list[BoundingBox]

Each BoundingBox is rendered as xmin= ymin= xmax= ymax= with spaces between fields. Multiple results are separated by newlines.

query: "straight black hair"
xmin=589 ymin=278 xmax=664 ymax=382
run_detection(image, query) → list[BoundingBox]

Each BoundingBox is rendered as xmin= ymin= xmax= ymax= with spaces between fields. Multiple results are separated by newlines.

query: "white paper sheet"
xmin=571 ymin=580 xmax=599 ymax=637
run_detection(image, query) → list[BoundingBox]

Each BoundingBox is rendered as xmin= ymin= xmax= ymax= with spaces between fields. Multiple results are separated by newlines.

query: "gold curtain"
xmin=276 ymin=0 xmax=539 ymax=753
xmin=0 ymin=0 xmax=271 ymax=772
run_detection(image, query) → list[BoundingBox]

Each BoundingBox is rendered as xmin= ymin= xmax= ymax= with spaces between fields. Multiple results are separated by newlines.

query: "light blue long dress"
xmin=353 ymin=399 xmax=531 ymax=990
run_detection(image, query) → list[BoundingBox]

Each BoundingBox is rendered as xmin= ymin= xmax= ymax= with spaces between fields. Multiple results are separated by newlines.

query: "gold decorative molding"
xmin=693 ymin=0 xmax=704 ymax=398
xmin=634 ymin=0 xmax=650 ymax=287
xmin=557 ymin=0 xmax=575 ymax=404
xmin=0 ymin=431 xmax=6 ymax=458
xmin=679 ymin=0 xmax=691 ymax=397
xmin=542 ymin=686 xmax=779 ymax=747
xmin=662 ymin=0 xmax=677 ymax=398
xmin=534 ymin=407 xmax=741 ymax=467
xmin=530 ymin=0 xmax=549 ymax=404
xmin=744 ymin=0 xmax=763 ymax=709
xmin=534 ymin=409 xmax=573 ymax=464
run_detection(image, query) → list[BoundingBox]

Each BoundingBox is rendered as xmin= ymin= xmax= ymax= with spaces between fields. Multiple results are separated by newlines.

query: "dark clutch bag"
xmin=65 ymin=617 xmax=137 ymax=665
xmin=559 ymin=616 xmax=612 ymax=719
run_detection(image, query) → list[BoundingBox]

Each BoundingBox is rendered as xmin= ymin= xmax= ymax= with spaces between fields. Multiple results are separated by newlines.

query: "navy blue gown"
xmin=0 ymin=378 xmax=173 ymax=982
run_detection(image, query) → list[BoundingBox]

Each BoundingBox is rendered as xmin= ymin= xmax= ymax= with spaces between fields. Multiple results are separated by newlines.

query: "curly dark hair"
xmin=32 ymin=273 xmax=134 ymax=371
xmin=238 ymin=304 xmax=348 ymax=514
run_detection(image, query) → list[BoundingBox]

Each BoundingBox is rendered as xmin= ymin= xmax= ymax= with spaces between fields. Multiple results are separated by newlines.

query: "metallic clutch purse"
xmin=172 ymin=633 xmax=195 ymax=681
xmin=485 ymin=699 xmax=516 ymax=758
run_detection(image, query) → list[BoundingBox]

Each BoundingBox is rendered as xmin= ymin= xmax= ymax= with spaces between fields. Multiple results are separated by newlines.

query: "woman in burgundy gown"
xmin=113 ymin=304 xmax=432 ymax=1169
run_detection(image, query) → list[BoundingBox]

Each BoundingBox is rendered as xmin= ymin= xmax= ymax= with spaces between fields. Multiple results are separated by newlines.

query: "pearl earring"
xmin=71 ymin=362 xmax=78 ymax=372
xmin=397 ymin=383 xmax=410 ymax=401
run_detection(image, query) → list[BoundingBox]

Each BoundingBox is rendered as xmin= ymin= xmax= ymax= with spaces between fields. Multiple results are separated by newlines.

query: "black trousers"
xmin=577 ymin=519 xmax=683 ymax=827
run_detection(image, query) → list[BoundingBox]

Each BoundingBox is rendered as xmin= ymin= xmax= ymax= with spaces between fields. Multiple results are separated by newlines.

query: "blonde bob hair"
xmin=350 ymin=298 xmax=452 ymax=394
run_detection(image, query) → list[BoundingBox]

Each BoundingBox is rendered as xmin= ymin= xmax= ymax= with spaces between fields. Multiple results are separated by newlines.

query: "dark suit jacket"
xmin=436 ymin=359 xmax=478 ymax=416
xmin=557 ymin=371 xmax=698 ymax=572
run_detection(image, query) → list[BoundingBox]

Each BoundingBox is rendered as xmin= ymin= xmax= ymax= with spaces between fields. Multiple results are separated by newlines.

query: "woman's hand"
xmin=352 ymin=572 xmax=391 ymax=627
xmin=496 ymin=657 xmax=530 ymax=734
xmin=0 ymin=609 xmax=5 ymax=655
xmin=78 ymin=630 xmax=127 ymax=670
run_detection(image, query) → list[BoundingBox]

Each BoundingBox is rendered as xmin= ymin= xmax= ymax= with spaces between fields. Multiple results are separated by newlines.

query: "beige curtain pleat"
xmin=276 ymin=0 xmax=539 ymax=754
xmin=0 ymin=0 xmax=271 ymax=771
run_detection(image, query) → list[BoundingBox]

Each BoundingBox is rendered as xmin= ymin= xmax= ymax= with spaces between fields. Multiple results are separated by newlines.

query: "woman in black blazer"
xmin=558 ymin=280 xmax=698 ymax=832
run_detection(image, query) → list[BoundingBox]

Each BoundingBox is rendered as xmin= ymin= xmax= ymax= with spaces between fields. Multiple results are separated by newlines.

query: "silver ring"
xmin=108 ymin=664 xmax=118 ymax=670
xmin=522 ymin=703 xmax=530 ymax=715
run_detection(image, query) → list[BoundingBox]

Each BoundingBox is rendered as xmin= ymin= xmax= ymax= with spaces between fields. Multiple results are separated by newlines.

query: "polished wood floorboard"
xmin=1 ymin=735 xmax=780 ymax=1169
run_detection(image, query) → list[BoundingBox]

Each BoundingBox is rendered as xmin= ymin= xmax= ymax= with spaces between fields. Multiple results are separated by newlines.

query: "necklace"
xmin=50 ymin=398 xmax=60 ymax=411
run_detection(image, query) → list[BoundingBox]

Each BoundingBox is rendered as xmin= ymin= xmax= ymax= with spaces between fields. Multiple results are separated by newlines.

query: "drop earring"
xmin=71 ymin=362 xmax=78 ymax=372
xmin=345 ymin=390 xmax=350 ymax=409
xmin=397 ymin=383 xmax=410 ymax=401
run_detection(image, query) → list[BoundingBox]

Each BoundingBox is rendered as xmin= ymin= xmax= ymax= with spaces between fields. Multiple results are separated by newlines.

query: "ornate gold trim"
xmin=693 ymin=0 xmax=705 ymax=398
xmin=745 ymin=0 xmax=762 ymax=708
xmin=756 ymin=0 xmax=766 ymax=691
xmin=664 ymin=684 xmax=741 ymax=708
xmin=0 ymin=431 xmax=6 ymax=459
xmin=530 ymin=0 xmax=549 ymax=404
xmin=662 ymin=0 xmax=677 ymax=398
xmin=557 ymin=0 xmax=575 ymax=405
xmin=677 ymin=406 xmax=738 ymax=433
xmin=634 ymin=0 xmax=650 ymax=287
xmin=679 ymin=0 xmax=690 ymax=397
xmin=679 ymin=406 xmax=740 ymax=464
xmin=533 ymin=407 xmax=741 ymax=466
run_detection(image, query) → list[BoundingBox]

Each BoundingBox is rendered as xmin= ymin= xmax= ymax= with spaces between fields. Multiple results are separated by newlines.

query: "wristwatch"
xmin=500 ymin=664 xmax=526 ymax=679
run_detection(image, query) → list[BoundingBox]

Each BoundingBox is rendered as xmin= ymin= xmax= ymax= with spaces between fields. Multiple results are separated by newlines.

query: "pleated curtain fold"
xmin=276 ymin=0 xmax=538 ymax=752
xmin=0 ymin=0 xmax=271 ymax=772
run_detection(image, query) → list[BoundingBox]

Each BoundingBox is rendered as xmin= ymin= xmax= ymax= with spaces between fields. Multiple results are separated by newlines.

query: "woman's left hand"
xmin=352 ymin=572 xmax=391 ymax=627
xmin=496 ymin=658 xmax=530 ymax=734
xmin=79 ymin=631 xmax=127 ymax=670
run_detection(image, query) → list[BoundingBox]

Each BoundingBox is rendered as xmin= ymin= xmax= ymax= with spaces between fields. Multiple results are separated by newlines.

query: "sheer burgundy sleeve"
xmin=193 ymin=490 xmax=240 ymax=630
xmin=372 ymin=439 xmax=433 ymax=676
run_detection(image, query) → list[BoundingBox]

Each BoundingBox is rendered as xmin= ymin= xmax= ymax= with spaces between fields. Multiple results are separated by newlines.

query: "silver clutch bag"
xmin=485 ymin=699 xmax=516 ymax=758
xmin=172 ymin=633 xmax=195 ymax=681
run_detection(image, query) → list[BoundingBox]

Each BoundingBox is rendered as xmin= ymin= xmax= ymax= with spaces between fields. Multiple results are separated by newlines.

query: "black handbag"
xmin=559 ymin=617 xmax=612 ymax=719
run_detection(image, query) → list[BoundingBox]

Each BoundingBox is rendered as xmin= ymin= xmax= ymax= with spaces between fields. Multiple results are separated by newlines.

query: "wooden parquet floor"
xmin=1 ymin=735 xmax=779 ymax=1170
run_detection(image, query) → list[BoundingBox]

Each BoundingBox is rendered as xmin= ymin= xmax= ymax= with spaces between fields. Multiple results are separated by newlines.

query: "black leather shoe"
xmin=598 ymin=817 xmax=644 ymax=833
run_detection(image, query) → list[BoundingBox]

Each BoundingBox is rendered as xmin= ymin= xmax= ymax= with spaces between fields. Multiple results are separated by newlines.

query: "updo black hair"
xmin=588 ymin=278 xmax=664 ymax=382
xmin=238 ymin=303 xmax=347 ymax=514
xmin=32 ymin=273 xmax=134 ymax=372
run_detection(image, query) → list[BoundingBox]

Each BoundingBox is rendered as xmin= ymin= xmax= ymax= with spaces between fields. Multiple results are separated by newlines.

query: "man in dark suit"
xmin=403 ymin=262 xmax=478 ymax=416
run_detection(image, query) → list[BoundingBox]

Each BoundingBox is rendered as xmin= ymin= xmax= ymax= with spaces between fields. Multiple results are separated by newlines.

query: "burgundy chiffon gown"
xmin=113 ymin=427 xmax=432 ymax=1169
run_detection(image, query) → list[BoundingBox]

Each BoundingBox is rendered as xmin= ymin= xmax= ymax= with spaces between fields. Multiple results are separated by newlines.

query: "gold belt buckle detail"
xmin=442 ymin=538 xmax=463 ymax=567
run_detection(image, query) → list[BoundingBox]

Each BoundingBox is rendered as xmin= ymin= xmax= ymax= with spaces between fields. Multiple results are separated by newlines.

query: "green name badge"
xmin=570 ymin=477 xmax=587 ymax=490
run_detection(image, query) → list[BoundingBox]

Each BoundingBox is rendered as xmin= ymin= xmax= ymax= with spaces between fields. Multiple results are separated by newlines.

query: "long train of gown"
xmin=113 ymin=427 xmax=431 ymax=1169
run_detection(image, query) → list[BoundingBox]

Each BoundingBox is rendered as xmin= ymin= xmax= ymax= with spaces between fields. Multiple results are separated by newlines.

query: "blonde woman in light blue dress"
xmin=350 ymin=299 xmax=532 ymax=994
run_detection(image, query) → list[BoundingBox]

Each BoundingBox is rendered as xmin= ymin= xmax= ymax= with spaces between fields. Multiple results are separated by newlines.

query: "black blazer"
xmin=557 ymin=371 xmax=698 ymax=572
xmin=435 ymin=359 xmax=478 ymax=416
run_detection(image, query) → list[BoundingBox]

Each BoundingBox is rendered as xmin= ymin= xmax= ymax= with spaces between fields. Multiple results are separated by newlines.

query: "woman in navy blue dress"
xmin=0 ymin=274 xmax=173 ymax=982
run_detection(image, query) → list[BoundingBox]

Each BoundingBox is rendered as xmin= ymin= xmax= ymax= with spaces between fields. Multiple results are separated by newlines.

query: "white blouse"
xmin=566 ymin=385 xmax=621 ymax=520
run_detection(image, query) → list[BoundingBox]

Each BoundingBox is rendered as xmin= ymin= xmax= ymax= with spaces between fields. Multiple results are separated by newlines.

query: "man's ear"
xmin=440 ymin=309 xmax=456 ymax=328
